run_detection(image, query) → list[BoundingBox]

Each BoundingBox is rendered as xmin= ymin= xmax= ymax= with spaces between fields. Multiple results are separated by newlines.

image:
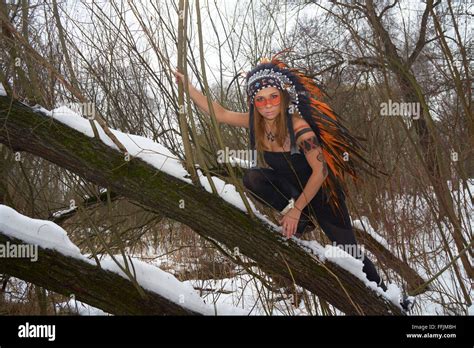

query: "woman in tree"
xmin=172 ymin=52 xmax=390 ymax=294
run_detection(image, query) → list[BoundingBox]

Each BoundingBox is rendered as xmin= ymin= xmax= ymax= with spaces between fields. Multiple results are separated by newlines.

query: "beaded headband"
xmin=246 ymin=68 xmax=300 ymax=111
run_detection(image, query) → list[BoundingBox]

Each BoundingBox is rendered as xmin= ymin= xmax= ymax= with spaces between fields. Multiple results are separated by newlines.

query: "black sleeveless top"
xmin=263 ymin=150 xmax=313 ymax=191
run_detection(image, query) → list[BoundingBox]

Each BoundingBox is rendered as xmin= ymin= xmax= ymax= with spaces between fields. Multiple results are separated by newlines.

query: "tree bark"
xmin=0 ymin=95 xmax=404 ymax=315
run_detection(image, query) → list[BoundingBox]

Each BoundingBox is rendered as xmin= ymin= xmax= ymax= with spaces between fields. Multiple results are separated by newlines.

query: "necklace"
xmin=264 ymin=123 xmax=276 ymax=142
xmin=265 ymin=129 xmax=275 ymax=142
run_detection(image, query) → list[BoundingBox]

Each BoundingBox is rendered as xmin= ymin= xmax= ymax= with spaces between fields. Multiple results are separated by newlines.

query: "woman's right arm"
xmin=172 ymin=70 xmax=249 ymax=128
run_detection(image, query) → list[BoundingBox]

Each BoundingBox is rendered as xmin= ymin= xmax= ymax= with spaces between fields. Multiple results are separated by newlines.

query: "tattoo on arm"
xmin=298 ymin=135 xmax=321 ymax=153
xmin=298 ymin=135 xmax=328 ymax=178
xmin=318 ymin=152 xmax=329 ymax=178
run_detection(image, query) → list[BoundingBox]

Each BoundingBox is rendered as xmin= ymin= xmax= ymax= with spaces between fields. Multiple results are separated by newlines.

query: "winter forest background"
xmin=0 ymin=0 xmax=472 ymax=316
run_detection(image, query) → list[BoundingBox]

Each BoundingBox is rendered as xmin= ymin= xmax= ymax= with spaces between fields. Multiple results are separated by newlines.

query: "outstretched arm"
xmin=172 ymin=70 xmax=249 ymax=128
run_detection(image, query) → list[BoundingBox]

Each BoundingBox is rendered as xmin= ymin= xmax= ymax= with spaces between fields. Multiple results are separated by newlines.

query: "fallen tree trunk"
xmin=0 ymin=231 xmax=201 ymax=315
xmin=0 ymin=96 xmax=403 ymax=315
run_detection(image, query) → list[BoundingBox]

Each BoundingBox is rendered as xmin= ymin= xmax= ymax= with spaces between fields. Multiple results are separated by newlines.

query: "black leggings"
xmin=243 ymin=167 xmax=385 ymax=288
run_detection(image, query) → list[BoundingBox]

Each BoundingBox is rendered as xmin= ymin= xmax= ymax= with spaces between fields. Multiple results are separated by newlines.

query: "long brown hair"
xmin=253 ymin=89 xmax=291 ymax=151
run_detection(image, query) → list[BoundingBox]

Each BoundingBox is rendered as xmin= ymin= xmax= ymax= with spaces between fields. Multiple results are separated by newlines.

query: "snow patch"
xmin=0 ymin=205 xmax=81 ymax=258
xmin=59 ymin=299 xmax=109 ymax=316
xmin=0 ymin=83 xmax=6 ymax=96
xmin=51 ymin=206 xmax=77 ymax=218
xmin=46 ymin=105 xmax=192 ymax=184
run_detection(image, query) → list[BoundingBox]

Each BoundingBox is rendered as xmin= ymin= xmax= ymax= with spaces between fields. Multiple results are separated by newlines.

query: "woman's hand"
xmin=279 ymin=207 xmax=301 ymax=238
xmin=172 ymin=68 xmax=185 ymax=85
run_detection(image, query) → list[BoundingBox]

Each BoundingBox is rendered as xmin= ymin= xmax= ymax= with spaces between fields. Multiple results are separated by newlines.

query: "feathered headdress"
xmin=234 ymin=49 xmax=386 ymax=215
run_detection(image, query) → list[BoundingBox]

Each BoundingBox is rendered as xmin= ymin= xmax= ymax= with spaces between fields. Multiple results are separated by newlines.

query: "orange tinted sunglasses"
xmin=254 ymin=93 xmax=281 ymax=108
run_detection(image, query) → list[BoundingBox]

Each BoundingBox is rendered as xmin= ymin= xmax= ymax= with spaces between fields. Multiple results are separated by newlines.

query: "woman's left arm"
xmin=294 ymin=130 xmax=328 ymax=213
xmin=279 ymin=120 xmax=328 ymax=237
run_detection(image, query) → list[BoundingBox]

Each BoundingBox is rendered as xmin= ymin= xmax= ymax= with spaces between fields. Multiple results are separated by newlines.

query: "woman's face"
xmin=254 ymin=87 xmax=281 ymax=121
